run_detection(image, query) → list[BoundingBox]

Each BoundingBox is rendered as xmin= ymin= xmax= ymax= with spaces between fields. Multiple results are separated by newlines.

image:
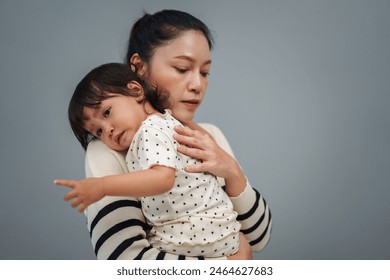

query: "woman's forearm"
xmin=223 ymin=157 xmax=247 ymax=197
xmin=229 ymin=182 xmax=272 ymax=252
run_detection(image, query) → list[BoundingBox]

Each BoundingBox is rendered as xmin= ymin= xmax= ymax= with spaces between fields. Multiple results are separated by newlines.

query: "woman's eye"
xmin=96 ymin=128 xmax=103 ymax=137
xmin=201 ymin=71 xmax=210 ymax=77
xmin=174 ymin=67 xmax=188 ymax=74
xmin=103 ymin=108 xmax=111 ymax=118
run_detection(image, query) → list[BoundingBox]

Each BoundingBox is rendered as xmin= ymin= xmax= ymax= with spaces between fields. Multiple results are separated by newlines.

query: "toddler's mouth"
xmin=115 ymin=131 xmax=125 ymax=144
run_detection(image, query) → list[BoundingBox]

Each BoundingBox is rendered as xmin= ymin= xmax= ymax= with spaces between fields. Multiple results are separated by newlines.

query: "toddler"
xmin=55 ymin=63 xmax=240 ymax=257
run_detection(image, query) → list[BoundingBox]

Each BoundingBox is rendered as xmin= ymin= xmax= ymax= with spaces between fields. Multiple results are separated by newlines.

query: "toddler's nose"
xmin=103 ymin=123 xmax=114 ymax=137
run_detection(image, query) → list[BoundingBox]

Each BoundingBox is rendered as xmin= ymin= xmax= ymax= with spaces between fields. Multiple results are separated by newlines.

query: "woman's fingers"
xmin=173 ymin=126 xmax=208 ymax=148
xmin=173 ymin=125 xmax=195 ymax=137
xmin=174 ymin=125 xmax=236 ymax=178
xmin=184 ymin=162 xmax=208 ymax=173
xmin=175 ymin=125 xmax=220 ymax=174
xmin=176 ymin=143 xmax=204 ymax=158
xmin=173 ymin=133 xmax=201 ymax=149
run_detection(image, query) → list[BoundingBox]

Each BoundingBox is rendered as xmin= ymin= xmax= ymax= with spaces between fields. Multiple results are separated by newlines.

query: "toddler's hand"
xmin=54 ymin=178 xmax=105 ymax=213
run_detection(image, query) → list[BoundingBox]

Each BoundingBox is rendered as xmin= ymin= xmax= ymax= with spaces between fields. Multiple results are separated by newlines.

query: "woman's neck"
xmin=184 ymin=121 xmax=213 ymax=139
xmin=143 ymin=101 xmax=159 ymax=117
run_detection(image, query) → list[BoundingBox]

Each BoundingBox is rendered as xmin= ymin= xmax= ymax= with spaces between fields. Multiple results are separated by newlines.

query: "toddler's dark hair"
xmin=68 ymin=63 xmax=168 ymax=150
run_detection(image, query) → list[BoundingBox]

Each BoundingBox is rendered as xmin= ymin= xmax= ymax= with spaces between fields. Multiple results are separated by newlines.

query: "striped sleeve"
xmin=229 ymin=182 xmax=272 ymax=251
xmin=200 ymin=123 xmax=272 ymax=252
xmin=84 ymin=139 xmax=224 ymax=260
xmin=86 ymin=196 xmax=213 ymax=260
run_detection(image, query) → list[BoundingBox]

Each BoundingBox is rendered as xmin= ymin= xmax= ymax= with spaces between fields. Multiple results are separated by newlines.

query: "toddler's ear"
xmin=127 ymin=81 xmax=144 ymax=101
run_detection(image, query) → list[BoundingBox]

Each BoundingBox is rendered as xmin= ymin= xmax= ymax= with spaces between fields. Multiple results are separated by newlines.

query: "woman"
xmin=83 ymin=9 xmax=272 ymax=260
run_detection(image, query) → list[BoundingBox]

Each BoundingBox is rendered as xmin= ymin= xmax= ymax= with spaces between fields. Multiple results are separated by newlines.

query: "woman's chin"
xmin=170 ymin=108 xmax=195 ymax=123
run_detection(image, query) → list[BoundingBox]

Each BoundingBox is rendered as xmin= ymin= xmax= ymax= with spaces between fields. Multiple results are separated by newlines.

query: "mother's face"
xmin=148 ymin=30 xmax=211 ymax=124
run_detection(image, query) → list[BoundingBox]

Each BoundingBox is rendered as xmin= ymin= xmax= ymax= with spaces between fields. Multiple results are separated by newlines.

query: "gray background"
xmin=0 ymin=0 xmax=389 ymax=260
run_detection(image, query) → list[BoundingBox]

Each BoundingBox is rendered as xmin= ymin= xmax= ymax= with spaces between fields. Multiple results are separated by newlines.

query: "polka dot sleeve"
xmin=131 ymin=126 xmax=178 ymax=171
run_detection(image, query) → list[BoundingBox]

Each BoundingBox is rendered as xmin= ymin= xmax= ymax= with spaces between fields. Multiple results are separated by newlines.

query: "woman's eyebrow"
xmin=173 ymin=55 xmax=211 ymax=66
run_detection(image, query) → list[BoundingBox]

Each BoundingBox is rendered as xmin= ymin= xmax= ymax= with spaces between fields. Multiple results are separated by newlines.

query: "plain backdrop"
xmin=0 ymin=0 xmax=389 ymax=260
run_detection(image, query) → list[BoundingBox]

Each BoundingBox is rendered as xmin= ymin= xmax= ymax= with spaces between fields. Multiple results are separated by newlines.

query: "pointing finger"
xmin=54 ymin=179 xmax=77 ymax=189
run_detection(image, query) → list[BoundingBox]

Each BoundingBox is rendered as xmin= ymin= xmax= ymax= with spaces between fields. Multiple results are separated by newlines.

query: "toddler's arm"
xmin=54 ymin=165 xmax=175 ymax=212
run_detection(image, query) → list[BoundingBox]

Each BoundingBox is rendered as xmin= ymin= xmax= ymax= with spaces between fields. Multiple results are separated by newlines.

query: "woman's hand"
xmin=227 ymin=233 xmax=253 ymax=260
xmin=54 ymin=178 xmax=105 ymax=213
xmin=173 ymin=125 xmax=236 ymax=178
xmin=173 ymin=125 xmax=247 ymax=197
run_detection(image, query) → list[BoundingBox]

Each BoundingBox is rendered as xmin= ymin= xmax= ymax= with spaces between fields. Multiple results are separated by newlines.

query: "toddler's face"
xmin=83 ymin=94 xmax=148 ymax=151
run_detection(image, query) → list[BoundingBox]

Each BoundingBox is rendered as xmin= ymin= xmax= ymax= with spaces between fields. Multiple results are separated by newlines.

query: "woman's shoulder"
xmin=198 ymin=123 xmax=226 ymax=142
xmin=86 ymin=139 xmax=124 ymax=157
xmin=85 ymin=139 xmax=128 ymax=176
xmin=198 ymin=123 xmax=220 ymax=135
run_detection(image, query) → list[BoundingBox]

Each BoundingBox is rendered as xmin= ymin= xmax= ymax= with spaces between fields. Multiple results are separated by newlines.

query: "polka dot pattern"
xmin=126 ymin=110 xmax=240 ymax=257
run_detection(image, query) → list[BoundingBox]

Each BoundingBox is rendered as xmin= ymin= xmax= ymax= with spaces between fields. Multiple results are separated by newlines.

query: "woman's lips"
xmin=182 ymin=99 xmax=200 ymax=109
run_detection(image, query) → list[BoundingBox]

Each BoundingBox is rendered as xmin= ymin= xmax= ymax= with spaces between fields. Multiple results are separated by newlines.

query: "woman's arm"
xmin=174 ymin=124 xmax=272 ymax=252
xmin=82 ymin=140 xmax=230 ymax=260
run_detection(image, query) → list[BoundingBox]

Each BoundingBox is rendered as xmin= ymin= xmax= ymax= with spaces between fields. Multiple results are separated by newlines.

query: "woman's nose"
xmin=188 ymin=72 xmax=203 ymax=93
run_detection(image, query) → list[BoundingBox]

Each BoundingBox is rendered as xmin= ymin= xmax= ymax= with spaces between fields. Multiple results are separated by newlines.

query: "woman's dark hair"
xmin=125 ymin=9 xmax=214 ymax=67
xmin=68 ymin=63 xmax=168 ymax=150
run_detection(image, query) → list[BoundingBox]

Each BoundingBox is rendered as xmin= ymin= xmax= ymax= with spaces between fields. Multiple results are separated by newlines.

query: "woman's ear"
xmin=130 ymin=53 xmax=147 ymax=77
xmin=127 ymin=80 xmax=144 ymax=102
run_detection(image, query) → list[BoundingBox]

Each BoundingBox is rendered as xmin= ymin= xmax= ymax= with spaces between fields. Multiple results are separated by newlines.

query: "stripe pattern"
xmin=87 ymin=186 xmax=272 ymax=259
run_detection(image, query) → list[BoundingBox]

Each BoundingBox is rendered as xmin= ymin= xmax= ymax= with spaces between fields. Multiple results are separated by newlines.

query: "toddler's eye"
xmin=103 ymin=108 xmax=111 ymax=118
xmin=96 ymin=128 xmax=103 ymax=137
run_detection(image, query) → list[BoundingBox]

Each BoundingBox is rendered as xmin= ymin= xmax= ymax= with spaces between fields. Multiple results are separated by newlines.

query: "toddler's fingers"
xmin=70 ymin=197 xmax=82 ymax=208
xmin=78 ymin=203 xmax=87 ymax=213
xmin=53 ymin=179 xmax=77 ymax=189
xmin=64 ymin=190 xmax=78 ymax=202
